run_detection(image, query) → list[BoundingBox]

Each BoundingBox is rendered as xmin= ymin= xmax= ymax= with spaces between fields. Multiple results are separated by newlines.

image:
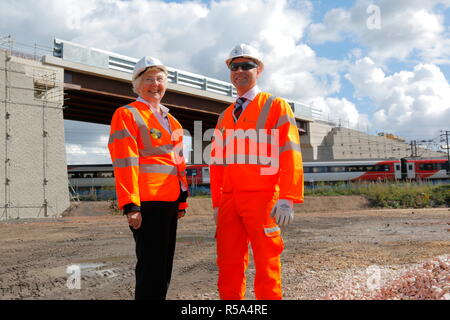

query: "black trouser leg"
xmin=130 ymin=200 xmax=179 ymax=300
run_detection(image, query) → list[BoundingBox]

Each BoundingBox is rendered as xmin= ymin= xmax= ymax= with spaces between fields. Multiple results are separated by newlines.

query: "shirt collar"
xmin=238 ymin=85 xmax=261 ymax=102
xmin=137 ymin=96 xmax=170 ymax=116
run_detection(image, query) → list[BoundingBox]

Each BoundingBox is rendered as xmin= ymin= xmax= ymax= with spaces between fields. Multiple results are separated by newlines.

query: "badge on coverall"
xmin=149 ymin=128 xmax=162 ymax=139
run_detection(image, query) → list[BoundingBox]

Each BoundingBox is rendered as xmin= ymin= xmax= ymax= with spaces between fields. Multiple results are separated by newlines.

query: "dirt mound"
xmin=62 ymin=201 xmax=118 ymax=217
xmin=187 ymin=196 xmax=370 ymax=215
xmin=296 ymin=196 xmax=370 ymax=213
xmin=62 ymin=196 xmax=371 ymax=217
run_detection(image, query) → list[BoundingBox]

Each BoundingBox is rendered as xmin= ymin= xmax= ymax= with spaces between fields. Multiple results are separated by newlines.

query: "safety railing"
xmin=53 ymin=38 xmax=237 ymax=97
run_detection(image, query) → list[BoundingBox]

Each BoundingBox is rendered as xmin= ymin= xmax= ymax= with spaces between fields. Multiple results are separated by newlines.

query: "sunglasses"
xmin=229 ymin=61 xmax=258 ymax=71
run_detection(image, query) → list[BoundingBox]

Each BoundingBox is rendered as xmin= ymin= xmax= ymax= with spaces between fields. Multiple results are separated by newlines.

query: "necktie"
xmin=234 ymin=97 xmax=246 ymax=121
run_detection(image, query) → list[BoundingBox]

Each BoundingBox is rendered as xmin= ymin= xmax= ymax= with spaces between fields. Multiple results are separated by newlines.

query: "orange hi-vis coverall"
xmin=108 ymin=100 xmax=188 ymax=211
xmin=210 ymin=92 xmax=304 ymax=300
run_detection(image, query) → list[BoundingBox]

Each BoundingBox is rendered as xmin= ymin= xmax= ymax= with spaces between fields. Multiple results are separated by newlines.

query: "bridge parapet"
xmin=53 ymin=38 xmax=238 ymax=97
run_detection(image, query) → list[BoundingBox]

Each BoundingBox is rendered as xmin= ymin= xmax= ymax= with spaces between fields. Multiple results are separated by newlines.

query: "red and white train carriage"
xmin=185 ymin=158 xmax=449 ymax=184
xmin=67 ymin=158 xmax=449 ymax=187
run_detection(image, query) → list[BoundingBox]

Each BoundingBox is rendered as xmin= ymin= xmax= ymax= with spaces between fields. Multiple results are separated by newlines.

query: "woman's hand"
xmin=177 ymin=210 xmax=186 ymax=220
xmin=127 ymin=211 xmax=142 ymax=230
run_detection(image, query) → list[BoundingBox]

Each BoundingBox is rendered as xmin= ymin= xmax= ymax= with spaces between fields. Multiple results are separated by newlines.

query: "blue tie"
xmin=234 ymin=97 xmax=246 ymax=121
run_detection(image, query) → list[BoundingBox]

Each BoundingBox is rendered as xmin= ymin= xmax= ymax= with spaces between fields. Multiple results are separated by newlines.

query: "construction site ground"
xmin=0 ymin=196 xmax=449 ymax=300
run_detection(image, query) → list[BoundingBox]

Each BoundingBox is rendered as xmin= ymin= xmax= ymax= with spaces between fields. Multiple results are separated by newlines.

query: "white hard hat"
xmin=225 ymin=43 xmax=264 ymax=70
xmin=133 ymin=56 xmax=168 ymax=80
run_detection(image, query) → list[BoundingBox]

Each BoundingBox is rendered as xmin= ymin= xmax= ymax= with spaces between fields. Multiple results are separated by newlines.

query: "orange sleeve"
xmin=209 ymin=119 xmax=225 ymax=209
xmin=273 ymin=99 xmax=304 ymax=203
xmin=171 ymin=128 xmax=189 ymax=210
xmin=108 ymin=107 xmax=141 ymax=209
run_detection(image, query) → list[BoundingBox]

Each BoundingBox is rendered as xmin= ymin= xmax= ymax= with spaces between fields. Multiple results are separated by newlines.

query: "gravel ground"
xmin=0 ymin=196 xmax=448 ymax=300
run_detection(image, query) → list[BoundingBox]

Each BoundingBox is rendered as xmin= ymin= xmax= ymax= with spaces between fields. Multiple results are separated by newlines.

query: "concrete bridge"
xmin=47 ymin=39 xmax=312 ymax=134
xmin=0 ymin=38 xmax=312 ymax=220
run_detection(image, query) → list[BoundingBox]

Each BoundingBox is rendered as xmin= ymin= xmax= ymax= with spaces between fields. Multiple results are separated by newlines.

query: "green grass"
xmin=305 ymin=182 xmax=450 ymax=208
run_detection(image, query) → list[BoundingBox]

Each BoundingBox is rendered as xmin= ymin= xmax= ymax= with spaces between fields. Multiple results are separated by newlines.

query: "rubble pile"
xmin=324 ymin=255 xmax=450 ymax=300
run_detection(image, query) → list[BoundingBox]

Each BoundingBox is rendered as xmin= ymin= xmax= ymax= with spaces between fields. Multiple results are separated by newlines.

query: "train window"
xmin=304 ymin=167 xmax=312 ymax=173
xmin=186 ymin=169 xmax=197 ymax=176
xmin=100 ymin=172 xmax=114 ymax=178
xmin=312 ymin=167 xmax=326 ymax=173
xmin=419 ymin=163 xmax=435 ymax=171
xmin=365 ymin=166 xmax=375 ymax=171
xmin=329 ymin=166 xmax=346 ymax=172
xmin=374 ymin=165 xmax=390 ymax=172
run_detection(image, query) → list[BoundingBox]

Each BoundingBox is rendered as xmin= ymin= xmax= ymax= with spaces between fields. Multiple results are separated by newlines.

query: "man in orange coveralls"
xmin=210 ymin=44 xmax=304 ymax=300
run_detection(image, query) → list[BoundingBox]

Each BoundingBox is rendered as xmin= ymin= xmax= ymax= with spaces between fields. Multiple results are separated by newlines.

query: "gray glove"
xmin=270 ymin=199 xmax=294 ymax=227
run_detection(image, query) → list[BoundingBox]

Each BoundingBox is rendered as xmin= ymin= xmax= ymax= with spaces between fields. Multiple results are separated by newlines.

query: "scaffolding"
xmin=1 ymin=35 xmax=65 ymax=220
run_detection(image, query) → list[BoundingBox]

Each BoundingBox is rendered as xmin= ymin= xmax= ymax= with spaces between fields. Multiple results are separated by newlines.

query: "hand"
xmin=213 ymin=208 xmax=219 ymax=225
xmin=178 ymin=210 xmax=186 ymax=220
xmin=127 ymin=211 xmax=142 ymax=230
xmin=270 ymin=199 xmax=294 ymax=227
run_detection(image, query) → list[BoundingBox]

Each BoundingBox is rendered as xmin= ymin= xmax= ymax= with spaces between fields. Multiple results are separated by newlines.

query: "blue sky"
xmin=1 ymin=0 xmax=449 ymax=164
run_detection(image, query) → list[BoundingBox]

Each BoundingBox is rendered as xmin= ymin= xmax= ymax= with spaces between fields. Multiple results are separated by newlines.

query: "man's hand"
xmin=127 ymin=211 xmax=142 ymax=230
xmin=270 ymin=199 xmax=294 ymax=227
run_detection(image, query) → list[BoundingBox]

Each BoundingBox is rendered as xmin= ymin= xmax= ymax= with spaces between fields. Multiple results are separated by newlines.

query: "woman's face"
xmin=137 ymin=68 xmax=167 ymax=105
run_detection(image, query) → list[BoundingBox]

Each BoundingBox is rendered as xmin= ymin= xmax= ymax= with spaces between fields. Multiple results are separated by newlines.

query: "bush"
xmin=306 ymin=181 xmax=450 ymax=209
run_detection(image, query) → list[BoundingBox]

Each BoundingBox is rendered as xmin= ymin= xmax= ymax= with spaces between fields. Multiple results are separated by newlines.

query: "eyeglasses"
xmin=229 ymin=61 xmax=258 ymax=72
xmin=141 ymin=76 xmax=166 ymax=84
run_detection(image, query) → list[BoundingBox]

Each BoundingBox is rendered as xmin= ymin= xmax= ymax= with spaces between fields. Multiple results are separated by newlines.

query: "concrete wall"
xmin=0 ymin=49 xmax=70 ymax=220
xmin=300 ymin=121 xmax=334 ymax=161
xmin=326 ymin=127 xmax=444 ymax=160
xmin=299 ymin=121 xmax=443 ymax=162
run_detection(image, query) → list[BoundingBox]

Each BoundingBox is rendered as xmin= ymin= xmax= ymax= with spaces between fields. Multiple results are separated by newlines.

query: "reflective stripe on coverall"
xmin=210 ymin=92 xmax=304 ymax=300
xmin=108 ymin=101 xmax=188 ymax=210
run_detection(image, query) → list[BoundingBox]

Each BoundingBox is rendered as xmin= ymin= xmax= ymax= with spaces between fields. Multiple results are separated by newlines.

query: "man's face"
xmin=137 ymin=68 xmax=167 ymax=105
xmin=229 ymin=57 xmax=262 ymax=94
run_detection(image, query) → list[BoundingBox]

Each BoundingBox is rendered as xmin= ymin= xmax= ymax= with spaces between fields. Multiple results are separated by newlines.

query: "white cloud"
xmin=308 ymin=8 xmax=351 ymax=44
xmin=308 ymin=0 xmax=450 ymax=64
xmin=308 ymin=96 xmax=370 ymax=131
xmin=1 ymin=0 xmax=351 ymax=104
xmin=1 ymin=0 xmax=401 ymax=162
xmin=66 ymin=144 xmax=87 ymax=156
xmin=66 ymin=143 xmax=110 ymax=164
xmin=64 ymin=121 xmax=111 ymax=164
xmin=346 ymin=57 xmax=450 ymax=139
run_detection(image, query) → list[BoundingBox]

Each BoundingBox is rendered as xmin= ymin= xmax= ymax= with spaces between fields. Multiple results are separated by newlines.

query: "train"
xmin=68 ymin=164 xmax=115 ymax=188
xmin=68 ymin=158 xmax=449 ymax=189
xmin=186 ymin=158 xmax=449 ymax=185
